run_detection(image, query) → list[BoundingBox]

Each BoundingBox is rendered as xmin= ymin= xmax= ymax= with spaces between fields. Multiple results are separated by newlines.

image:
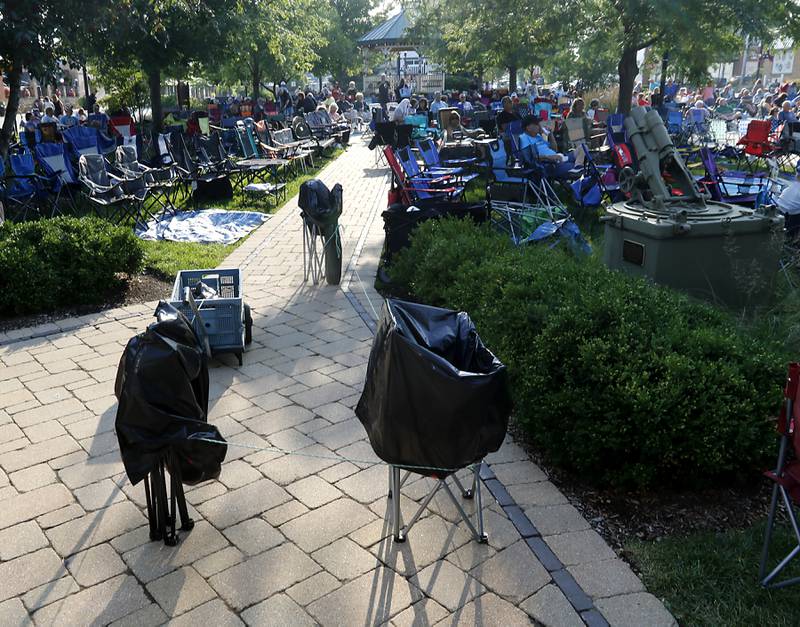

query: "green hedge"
xmin=0 ymin=217 xmax=144 ymax=316
xmin=388 ymin=218 xmax=784 ymax=488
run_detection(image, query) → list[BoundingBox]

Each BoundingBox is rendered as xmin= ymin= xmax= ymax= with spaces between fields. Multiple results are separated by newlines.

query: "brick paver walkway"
xmin=0 ymin=139 xmax=675 ymax=626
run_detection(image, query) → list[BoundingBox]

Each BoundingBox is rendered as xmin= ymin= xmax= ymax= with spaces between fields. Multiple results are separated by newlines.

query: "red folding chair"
xmin=383 ymin=146 xmax=463 ymax=206
xmin=761 ymin=362 xmax=800 ymax=588
xmin=738 ymin=120 xmax=784 ymax=172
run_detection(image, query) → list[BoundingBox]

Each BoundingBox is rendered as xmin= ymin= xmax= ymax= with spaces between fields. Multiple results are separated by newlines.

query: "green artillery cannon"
xmin=603 ymin=106 xmax=783 ymax=308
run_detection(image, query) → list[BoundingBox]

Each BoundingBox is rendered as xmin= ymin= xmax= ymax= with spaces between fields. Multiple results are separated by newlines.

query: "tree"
xmin=88 ymin=0 xmax=240 ymax=146
xmin=210 ymin=0 xmax=323 ymax=100
xmin=407 ymin=0 xmax=551 ymax=93
xmin=313 ymin=0 xmax=381 ymax=86
xmin=571 ymin=0 xmax=796 ymax=114
xmin=0 ymin=0 xmax=91 ymax=157
xmin=91 ymin=63 xmax=150 ymax=129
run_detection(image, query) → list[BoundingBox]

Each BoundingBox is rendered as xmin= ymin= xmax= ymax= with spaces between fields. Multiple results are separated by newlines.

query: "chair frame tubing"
xmin=388 ymin=463 xmax=488 ymax=544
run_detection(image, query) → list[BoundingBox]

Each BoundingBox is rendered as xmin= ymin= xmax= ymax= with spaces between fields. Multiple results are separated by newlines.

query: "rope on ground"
xmin=193 ymin=436 xmax=474 ymax=474
xmin=352 ymin=266 xmax=382 ymax=322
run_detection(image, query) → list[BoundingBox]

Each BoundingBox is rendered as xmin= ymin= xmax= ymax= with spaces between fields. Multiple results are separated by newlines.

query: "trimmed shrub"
xmin=0 ymin=217 xmax=144 ymax=316
xmin=389 ymin=218 xmax=784 ymax=488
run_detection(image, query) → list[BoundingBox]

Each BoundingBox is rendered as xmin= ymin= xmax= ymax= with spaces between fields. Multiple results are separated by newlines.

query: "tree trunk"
xmin=251 ymin=54 xmax=261 ymax=100
xmin=0 ymin=66 xmax=21 ymax=160
xmin=148 ymin=68 xmax=163 ymax=160
xmin=508 ymin=64 xmax=517 ymax=93
xmin=617 ymin=47 xmax=638 ymax=115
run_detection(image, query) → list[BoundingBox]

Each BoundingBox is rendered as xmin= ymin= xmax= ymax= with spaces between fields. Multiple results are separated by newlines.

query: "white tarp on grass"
xmin=136 ymin=209 xmax=269 ymax=244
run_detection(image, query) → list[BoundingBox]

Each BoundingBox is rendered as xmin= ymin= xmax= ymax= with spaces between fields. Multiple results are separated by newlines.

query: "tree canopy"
xmin=209 ymin=0 xmax=324 ymax=100
xmin=314 ymin=0 xmax=381 ymax=86
xmin=0 ymin=0 xmax=93 ymax=155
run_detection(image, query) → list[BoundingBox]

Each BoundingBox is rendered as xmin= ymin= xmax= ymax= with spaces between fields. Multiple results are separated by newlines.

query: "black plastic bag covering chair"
xmin=381 ymin=202 xmax=488 ymax=265
xmin=356 ymin=299 xmax=511 ymax=473
xmin=114 ymin=301 xmax=227 ymax=487
xmin=356 ymin=299 xmax=512 ymax=543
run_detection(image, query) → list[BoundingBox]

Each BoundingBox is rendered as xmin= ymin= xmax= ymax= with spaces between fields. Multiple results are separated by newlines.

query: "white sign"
xmin=773 ymin=49 xmax=795 ymax=75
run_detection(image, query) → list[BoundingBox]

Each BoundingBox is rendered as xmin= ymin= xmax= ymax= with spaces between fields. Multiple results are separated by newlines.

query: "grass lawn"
xmin=142 ymin=148 xmax=343 ymax=279
xmin=626 ymin=519 xmax=800 ymax=627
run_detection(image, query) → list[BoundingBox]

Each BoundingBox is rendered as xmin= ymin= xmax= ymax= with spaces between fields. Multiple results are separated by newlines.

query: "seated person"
xmin=495 ymin=96 xmax=520 ymax=134
xmin=430 ymin=92 xmax=446 ymax=117
xmin=459 ymin=93 xmax=474 ymax=115
xmin=518 ymin=114 xmax=578 ymax=179
xmin=60 ymin=106 xmax=78 ymax=128
xmin=40 ymin=106 xmax=59 ymax=125
xmin=714 ymin=97 xmax=736 ymax=120
xmin=393 ymin=98 xmax=412 ymax=124
xmin=23 ymin=112 xmax=38 ymax=132
xmin=777 ymin=163 xmax=800 ymax=239
xmin=443 ymin=110 xmax=483 ymax=143
xmin=779 ymin=100 xmax=797 ymax=124
xmin=686 ymin=99 xmax=710 ymax=121
xmin=565 ymin=97 xmax=593 ymax=140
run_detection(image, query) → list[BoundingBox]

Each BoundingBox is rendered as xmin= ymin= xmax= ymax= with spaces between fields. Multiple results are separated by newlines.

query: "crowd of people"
xmin=633 ymin=77 xmax=800 ymax=128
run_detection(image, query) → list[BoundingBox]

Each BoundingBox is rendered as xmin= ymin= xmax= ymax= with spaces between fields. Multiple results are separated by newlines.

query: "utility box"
xmin=603 ymin=202 xmax=783 ymax=307
xmin=603 ymin=106 xmax=784 ymax=308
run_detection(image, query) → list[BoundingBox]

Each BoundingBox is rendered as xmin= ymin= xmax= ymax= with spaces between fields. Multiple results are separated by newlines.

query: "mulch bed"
xmin=509 ymin=423 xmax=774 ymax=554
xmin=0 ymin=272 xmax=172 ymax=334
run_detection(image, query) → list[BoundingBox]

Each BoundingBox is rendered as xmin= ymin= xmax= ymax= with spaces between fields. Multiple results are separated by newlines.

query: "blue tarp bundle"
xmin=136 ymin=209 xmax=268 ymax=244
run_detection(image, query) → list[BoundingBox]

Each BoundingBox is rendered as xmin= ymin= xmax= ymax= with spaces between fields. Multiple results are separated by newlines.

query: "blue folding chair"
xmin=395 ymin=145 xmax=462 ymax=190
xmin=415 ymin=139 xmax=479 ymax=183
xmin=2 ymin=153 xmax=51 ymax=220
xmin=34 ymin=142 xmax=79 ymax=211
xmin=63 ymin=126 xmax=100 ymax=163
xmin=606 ymin=114 xmax=626 ymax=148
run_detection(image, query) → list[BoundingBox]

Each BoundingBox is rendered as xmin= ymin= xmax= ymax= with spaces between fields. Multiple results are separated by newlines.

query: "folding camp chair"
xmin=116 ymin=145 xmax=178 ymax=214
xmin=698 ymin=147 xmax=768 ymax=205
xmin=738 ymin=120 xmax=783 ymax=172
xmin=761 ymin=363 xmax=800 ymax=589
xmin=232 ymin=124 xmax=288 ymax=197
xmin=685 ymin=109 xmax=713 ymax=146
xmin=666 ymin=110 xmax=690 ymax=147
xmin=384 ymin=147 xmax=464 ymax=206
xmin=486 ymin=140 xmax=570 ymax=243
xmin=63 ymin=126 xmax=100 ymax=163
xmin=371 ymin=122 xmax=397 ymax=166
xmin=34 ymin=142 xmax=79 ymax=212
xmin=166 ymin=130 xmax=230 ymax=200
xmin=299 ymin=181 xmax=343 ymax=285
xmin=395 ymin=145 xmax=461 ymax=183
xmin=415 ymin=139 xmax=479 ymax=183
xmin=606 ymin=114 xmax=626 ymax=149
xmin=110 ymin=115 xmax=138 ymax=154
xmin=292 ymin=116 xmax=335 ymax=156
xmin=78 ymin=154 xmax=138 ymax=223
xmin=1 ymin=154 xmax=50 ymax=221
xmin=570 ymin=144 xmax=622 ymax=208
xmin=194 ymin=133 xmax=251 ymax=193
xmin=416 ymin=137 xmax=479 ymax=170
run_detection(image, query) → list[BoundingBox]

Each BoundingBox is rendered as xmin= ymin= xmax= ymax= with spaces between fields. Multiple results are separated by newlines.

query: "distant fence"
xmin=363 ymin=72 xmax=446 ymax=98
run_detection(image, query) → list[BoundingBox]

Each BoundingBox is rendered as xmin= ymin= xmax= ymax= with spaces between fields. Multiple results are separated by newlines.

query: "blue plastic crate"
xmin=170 ymin=268 xmax=244 ymax=354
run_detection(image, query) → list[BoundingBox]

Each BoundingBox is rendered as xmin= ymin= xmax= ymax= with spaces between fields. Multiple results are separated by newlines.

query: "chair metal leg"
xmin=391 ymin=466 xmax=404 ymax=542
xmin=474 ymin=464 xmax=487 ymax=542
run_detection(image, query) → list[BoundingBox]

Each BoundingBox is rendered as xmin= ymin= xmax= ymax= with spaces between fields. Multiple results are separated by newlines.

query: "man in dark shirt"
xmin=495 ymin=96 xmax=521 ymax=133
xmin=378 ymin=74 xmax=390 ymax=111
xmin=302 ymin=91 xmax=317 ymax=113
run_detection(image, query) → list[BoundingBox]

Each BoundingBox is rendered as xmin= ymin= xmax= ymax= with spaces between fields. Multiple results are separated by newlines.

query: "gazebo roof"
xmin=357 ymin=10 xmax=411 ymax=48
